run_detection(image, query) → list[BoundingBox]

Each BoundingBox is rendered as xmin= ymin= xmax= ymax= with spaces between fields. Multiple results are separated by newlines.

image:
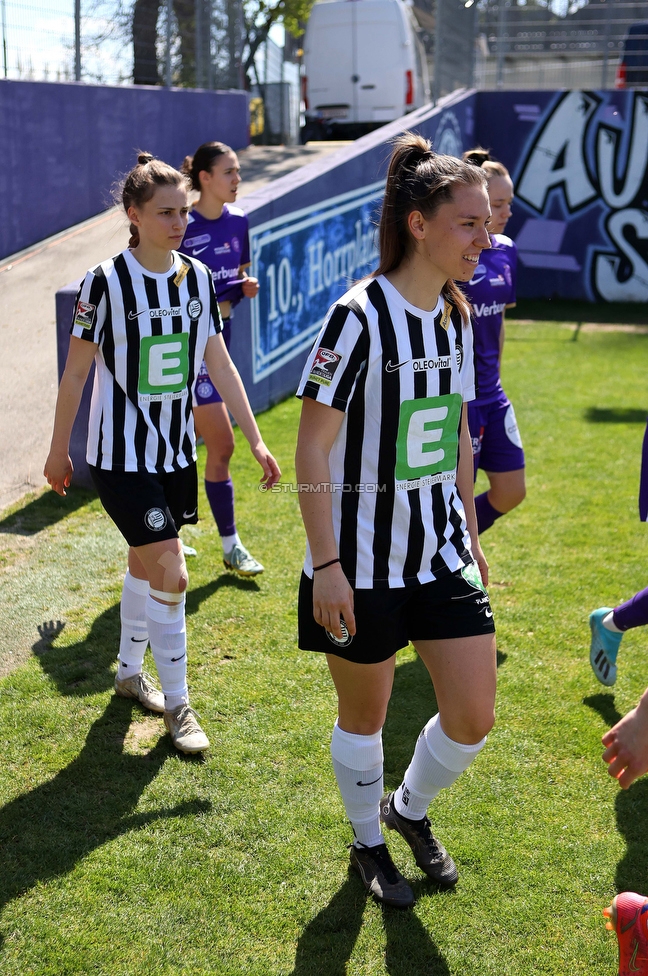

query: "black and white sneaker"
xmin=380 ymin=792 xmax=458 ymax=888
xmin=349 ymin=842 xmax=414 ymax=908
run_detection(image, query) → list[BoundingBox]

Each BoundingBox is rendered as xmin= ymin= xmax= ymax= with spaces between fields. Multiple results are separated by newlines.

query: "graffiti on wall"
xmin=513 ymin=90 xmax=648 ymax=302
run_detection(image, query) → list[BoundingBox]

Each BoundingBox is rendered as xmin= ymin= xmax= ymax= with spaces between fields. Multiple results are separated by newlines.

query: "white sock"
xmin=603 ymin=611 xmax=623 ymax=633
xmin=146 ymin=594 xmax=189 ymax=712
xmin=394 ymin=714 xmax=486 ymax=820
xmin=221 ymin=532 xmax=240 ymax=554
xmin=330 ymin=721 xmax=385 ymax=848
xmin=117 ymin=571 xmax=150 ymax=681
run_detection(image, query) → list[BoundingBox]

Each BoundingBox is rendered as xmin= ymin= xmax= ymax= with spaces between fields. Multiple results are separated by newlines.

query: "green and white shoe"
xmin=223 ymin=543 xmax=264 ymax=577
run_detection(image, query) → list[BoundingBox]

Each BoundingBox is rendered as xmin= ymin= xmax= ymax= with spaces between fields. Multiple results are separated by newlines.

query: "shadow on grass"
xmin=583 ymin=693 xmax=648 ymax=894
xmin=513 ymin=299 xmax=648 ymax=326
xmin=0 ymin=695 xmax=211 ymax=948
xmin=0 ymin=485 xmax=95 ymax=536
xmin=291 ymin=873 xmax=451 ymax=976
xmin=584 ymin=407 xmax=648 ymax=424
xmin=291 ymin=656 xmax=460 ymax=974
xmin=33 ymin=579 xmax=256 ymax=698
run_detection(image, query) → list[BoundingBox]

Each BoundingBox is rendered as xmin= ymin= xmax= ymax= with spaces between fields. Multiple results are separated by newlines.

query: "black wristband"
xmin=312 ymin=558 xmax=341 ymax=572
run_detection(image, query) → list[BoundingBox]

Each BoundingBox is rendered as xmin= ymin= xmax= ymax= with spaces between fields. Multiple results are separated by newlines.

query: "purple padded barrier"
xmin=0 ymin=79 xmax=248 ymax=260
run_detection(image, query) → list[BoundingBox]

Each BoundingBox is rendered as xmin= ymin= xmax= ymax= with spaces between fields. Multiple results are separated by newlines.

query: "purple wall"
xmin=0 ymin=79 xmax=248 ymax=260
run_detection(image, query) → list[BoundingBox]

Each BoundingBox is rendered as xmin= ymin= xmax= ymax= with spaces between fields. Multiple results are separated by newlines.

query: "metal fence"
xmin=1 ymin=0 xmax=646 ymax=94
xmin=427 ymin=0 xmax=648 ymax=97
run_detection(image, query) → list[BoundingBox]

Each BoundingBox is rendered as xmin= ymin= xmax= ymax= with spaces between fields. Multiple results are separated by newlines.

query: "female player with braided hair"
xmin=44 ymin=152 xmax=280 ymax=754
xmin=460 ymin=148 xmax=525 ymax=534
xmin=179 ymin=142 xmax=263 ymax=577
xmin=295 ymin=133 xmax=496 ymax=907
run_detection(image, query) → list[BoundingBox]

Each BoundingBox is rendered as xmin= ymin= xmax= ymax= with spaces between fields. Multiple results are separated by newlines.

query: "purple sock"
xmin=613 ymin=586 xmax=648 ymax=632
xmin=640 ymin=420 xmax=648 ymax=521
xmin=205 ymin=478 xmax=236 ymax=538
xmin=474 ymin=492 xmax=504 ymax=534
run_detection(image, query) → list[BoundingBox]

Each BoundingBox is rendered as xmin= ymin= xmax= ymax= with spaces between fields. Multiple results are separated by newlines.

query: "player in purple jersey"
xmin=180 ymin=142 xmax=263 ymax=577
xmin=588 ymin=436 xmax=648 ymax=685
xmin=460 ymin=149 xmax=525 ymax=534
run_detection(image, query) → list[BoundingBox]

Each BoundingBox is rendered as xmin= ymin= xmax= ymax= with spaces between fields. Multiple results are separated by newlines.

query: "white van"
xmin=302 ymin=0 xmax=430 ymax=140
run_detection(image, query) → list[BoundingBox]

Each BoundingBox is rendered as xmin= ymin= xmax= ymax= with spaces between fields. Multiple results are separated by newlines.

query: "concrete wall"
xmin=0 ymin=79 xmax=248 ymax=260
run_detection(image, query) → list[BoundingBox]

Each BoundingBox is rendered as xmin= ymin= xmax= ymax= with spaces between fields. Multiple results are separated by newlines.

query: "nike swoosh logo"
xmin=385 ymin=359 xmax=410 ymax=372
xmin=128 ymin=309 xmax=147 ymax=319
xmin=485 ymin=610 xmax=493 ymax=618
xmin=130 ymin=637 xmax=148 ymax=642
xmin=183 ymin=509 xmax=197 ymax=519
xmin=356 ymin=775 xmax=382 ymax=787
xmin=192 ymin=247 xmax=208 ymax=255
xmin=622 ymin=909 xmax=641 ymax=934
xmin=170 ymin=653 xmax=186 ymax=663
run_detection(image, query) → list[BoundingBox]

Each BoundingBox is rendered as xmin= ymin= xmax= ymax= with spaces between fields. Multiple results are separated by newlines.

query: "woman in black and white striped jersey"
xmin=295 ymin=133 xmax=496 ymax=907
xmin=44 ymin=152 xmax=280 ymax=755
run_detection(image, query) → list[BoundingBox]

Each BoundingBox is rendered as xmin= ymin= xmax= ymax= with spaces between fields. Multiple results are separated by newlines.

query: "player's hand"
xmin=251 ymin=441 xmax=281 ymax=489
xmin=473 ymin=544 xmax=489 ymax=588
xmin=312 ymin=563 xmax=356 ymax=641
xmin=44 ymin=451 xmax=73 ymax=496
xmin=241 ymin=276 xmax=259 ymax=298
xmin=602 ymin=691 xmax=648 ymax=789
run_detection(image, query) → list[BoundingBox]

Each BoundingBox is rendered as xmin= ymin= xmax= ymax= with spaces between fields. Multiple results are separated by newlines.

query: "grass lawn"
xmin=2 ymin=307 xmax=648 ymax=974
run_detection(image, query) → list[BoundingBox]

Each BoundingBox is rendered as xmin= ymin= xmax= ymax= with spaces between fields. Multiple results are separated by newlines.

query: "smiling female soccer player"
xmin=44 ymin=152 xmax=280 ymax=754
xmin=180 ymin=142 xmax=264 ymax=576
xmin=295 ymin=134 xmax=496 ymax=907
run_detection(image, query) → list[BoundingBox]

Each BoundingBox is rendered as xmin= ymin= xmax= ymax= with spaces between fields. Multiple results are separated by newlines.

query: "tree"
xmin=132 ymin=0 xmax=316 ymax=88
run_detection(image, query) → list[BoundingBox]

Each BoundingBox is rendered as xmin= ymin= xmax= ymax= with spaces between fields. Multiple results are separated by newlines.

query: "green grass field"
xmin=2 ymin=307 xmax=648 ymax=974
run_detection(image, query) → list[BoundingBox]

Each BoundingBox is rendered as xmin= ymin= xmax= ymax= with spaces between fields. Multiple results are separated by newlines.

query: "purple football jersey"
xmin=461 ymin=234 xmax=517 ymax=403
xmin=181 ymin=204 xmax=251 ymax=307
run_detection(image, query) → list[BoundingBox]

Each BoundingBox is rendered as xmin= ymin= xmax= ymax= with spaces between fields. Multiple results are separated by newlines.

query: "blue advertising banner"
xmin=474 ymin=89 xmax=648 ymax=303
xmin=249 ymin=181 xmax=384 ymax=382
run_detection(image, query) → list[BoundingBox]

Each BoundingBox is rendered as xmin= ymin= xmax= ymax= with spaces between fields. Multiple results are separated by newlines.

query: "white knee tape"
xmin=149 ymin=588 xmax=184 ymax=603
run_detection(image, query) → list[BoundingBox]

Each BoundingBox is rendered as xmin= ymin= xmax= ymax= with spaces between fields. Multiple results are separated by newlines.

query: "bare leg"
xmin=325 ymin=653 xmax=396 ymax=734
xmin=414 ymin=633 xmax=496 ymax=743
xmin=484 ymin=468 xmax=526 ymax=516
xmin=194 ymin=401 xmax=234 ymax=482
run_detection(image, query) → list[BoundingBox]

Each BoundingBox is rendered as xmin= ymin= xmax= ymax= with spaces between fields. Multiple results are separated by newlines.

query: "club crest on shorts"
xmin=196 ymin=381 xmax=214 ymax=399
xmin=461 ymin=560 xmax=486 ymax=593
xmin=144 ymin=508 xmax=167 ymax=531
xmin=187 ymin=298 xmax=203 ymax=319
xmin=326 ymin=617 xmax=353 ymax=648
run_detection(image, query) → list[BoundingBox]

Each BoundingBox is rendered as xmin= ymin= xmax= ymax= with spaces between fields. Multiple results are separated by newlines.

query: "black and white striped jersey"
xmin=297 ymin=274 xmax=477 ymax=589
xmin=70 ymin=249 xmax=221 ymax=473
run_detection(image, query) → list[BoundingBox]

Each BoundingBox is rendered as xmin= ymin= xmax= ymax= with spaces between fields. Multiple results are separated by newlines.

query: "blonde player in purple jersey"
xmin=44 ymin=152 xmax=280 ymax=754
xmin=295 ymin=134 xmax=496 ymax=908
xmin=180 ymin=142 xmax=263 ymax=577
xmin=460 ymin=149 xmax=525 ymax=534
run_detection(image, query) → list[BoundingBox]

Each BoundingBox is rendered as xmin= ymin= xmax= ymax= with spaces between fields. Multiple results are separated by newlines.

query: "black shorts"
xmin=298 ymin=566 xmax=495 ymax=665
xmin=89 ymin=463 xmax=198 ymax=548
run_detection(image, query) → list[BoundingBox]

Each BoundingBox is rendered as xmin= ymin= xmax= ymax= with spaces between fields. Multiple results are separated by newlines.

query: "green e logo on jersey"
xmin=139 ymin=334 xmax=189 ymax=395
xmin=395 ymin=394 xmax=462 ymax=481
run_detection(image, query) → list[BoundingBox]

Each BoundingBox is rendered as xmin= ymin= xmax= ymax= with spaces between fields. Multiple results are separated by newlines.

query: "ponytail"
xmin=462 ymin=146 xmax=509 ymax=182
